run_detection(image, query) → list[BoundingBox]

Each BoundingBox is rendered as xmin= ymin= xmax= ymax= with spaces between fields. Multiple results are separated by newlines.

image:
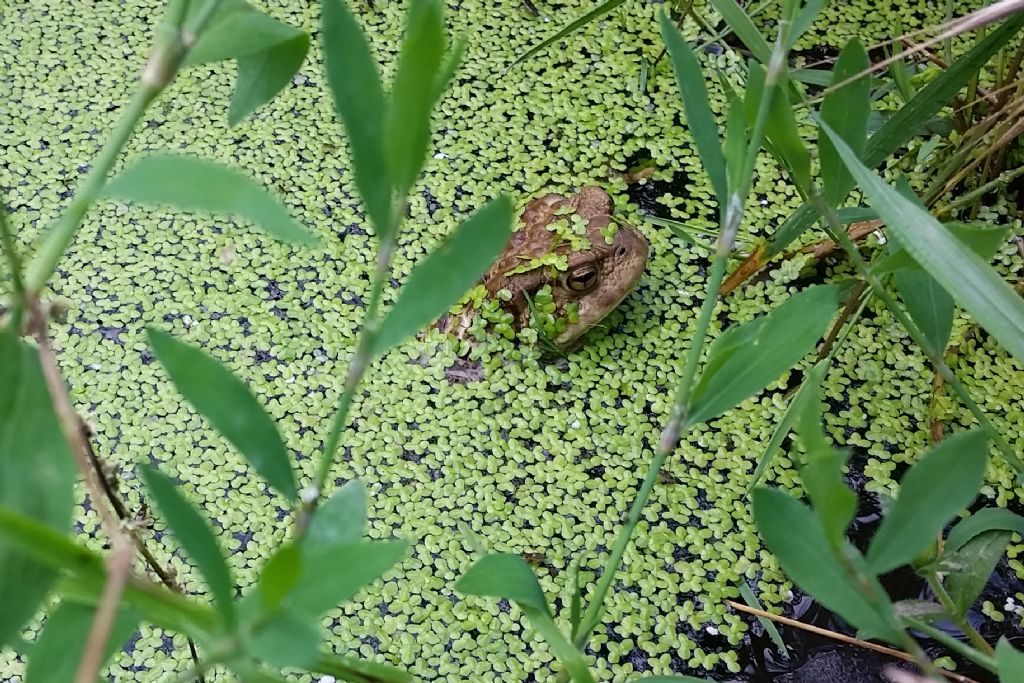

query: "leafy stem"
xmin=809 ymin=195 xmax=1024 ymax=475
xmin=0 ymin=199 xmax=26 ymax=330
xmin=923 ymin=570 xmax=995 ymax=656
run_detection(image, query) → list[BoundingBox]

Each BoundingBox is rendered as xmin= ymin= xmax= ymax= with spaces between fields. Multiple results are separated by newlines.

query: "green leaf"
xmin=287 ymin=540 xmax=408 ymax=616
xmin=628 ymin=677 xmax=713 ymax=682
xmin=745 ymin=63 xmax=811 ymax=192
xmin=947 ymin=507 xmax=1024 ymax=552
xmin=872 ymin=222 xmax=1011 ymax=275
xmin=103 ymin=154 xmax=315 ymax=244
xmin=140 ymin=464 xmax=237 ymax=629
xmin=788 ymin=0 xmax=826 ymax=48
xmin=687 ymin=284 xmax=839 ymax=427
xmin=312 ymin=652 xmax=414 ymax=683
xmin=893 ymin=264 xmax=953 ymax=355
xmin=0 ymin=506 xmax=219 ymax=637
xmin=25 ymin=602 xmax=140 ymax=683
xmin=723 ymin=90 xmax=748 ymax=198
xmin=259 ymin=544 xmax=302 ymax=611
xmin=567 ymin=557 xmax=583 ymax=639
xmin=706 ymin=0 xmax=772 ymax=63
xmin=321 ymin=0 xmax=392 ymax=237
xmin=523 ymin=609 xmax=595 ymax=683
xmin=738 ymin=583 xmax=787 ymax=656
xmin=660 ymin=15 xmax=727 ymax=206
xmin=186 ymin=0 xmax=309 ymax=125
xmin=147 ymin=328 xmax=297 ymax=501
xmin=819 ymin=38 xmax=870 ymax=208
xmin=865 ymin=430 xmax=990 ymax=575
xmin=510 ymin=0 xmax=628 ymax=69
xmin=306 ymin=479 xmax=367 ymax=549
xmin=455 ymin=553 xmax=551 ymax=617
xmin=998 ymin=638 xmax=1024 ymax=682
xmin=0 ymin=330 xmax=76 ymax=648
xmin=247 ymin=606 xmax=321 ymax=669
xmin=766 ymin=16 xmax=1024 ymax=259
xmin=820 ymin=122 xmax=1024 ymax=364
xmin=945 ymin=530 xmax=1011 ymax=617
xmin=385 ymin=0 xmax=446 ymax=196
xmin=372 ymin=196 xmax=514 ymax=356
xmin=433 ymin=37 xmax=467 ymax=104
xmin=752 ymin=488 xmax=900 ymax=641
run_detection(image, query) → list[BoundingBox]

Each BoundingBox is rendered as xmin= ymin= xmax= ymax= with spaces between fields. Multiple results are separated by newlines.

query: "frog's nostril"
xmin=616 ymin=246 xmax=627 ymax=257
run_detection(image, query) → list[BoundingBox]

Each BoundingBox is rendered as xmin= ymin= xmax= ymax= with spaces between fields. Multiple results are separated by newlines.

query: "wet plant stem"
xmin=923 ymin=571 xmax=995 ymax=656
xmin=810 ymin=196 xmax=1024 ymax=475
xmin=304 ymin=235 xmax=398 ymax=528
xmin=0 ymin=201 xmax=26 ymax=331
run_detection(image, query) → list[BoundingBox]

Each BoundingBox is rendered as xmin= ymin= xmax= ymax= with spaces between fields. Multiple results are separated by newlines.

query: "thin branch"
xmin=725 ymin=601 xmax=981 ymax=683
xmin=74 ymin=539 xmax=133 ymax=683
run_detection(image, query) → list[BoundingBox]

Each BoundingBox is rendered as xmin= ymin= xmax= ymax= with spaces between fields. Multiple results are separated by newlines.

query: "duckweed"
xmin=2 ymin=0 xmax=1024 ymax=680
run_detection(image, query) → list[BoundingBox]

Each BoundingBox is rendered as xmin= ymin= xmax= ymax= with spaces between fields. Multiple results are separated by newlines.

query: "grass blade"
xmin=661 ymin=15 xmax=728 ymax=206
xmin=706 ymin=0 xmax=772 ymax=63
xmin=509 ymin=0 xmax=627 ymax=69
xmin=819 ymin=38 xmax=870 ymax=207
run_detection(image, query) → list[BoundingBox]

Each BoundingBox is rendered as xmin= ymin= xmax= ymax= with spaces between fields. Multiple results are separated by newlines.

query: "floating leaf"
xmin=306 ymin=480 xmax=368 ymax=549
xmin=661 ymin=15 xmax=727 ymax=206
xmin=186 ymin=0 xmax=309 ymax=125
xmin=147 ymin=328 xmax=297 ymax=501
xmin=0 ymin=330 xmax=76 ymax=647
xmin=321 ymin=0 xmax=392 ymax=237
xmin=103 ymin=154 xmax=316 ymax=244
xmin=687 ymin=284 xmax=839 ymax=427
xmin=820 ymin=122 xmax=1024 ymax=364
xmin=25 ymin=602 xmax=140 ymax=683
xmin=947 ymin=507 xmax=1024 ymax=552
xmin=865 ymin=430 xmax=989 ymax=575
xmin=819 ymin=38 xmax=870 ymax=208
xmin=140 ymin=464 xmax=237 ymax=629
xmin=945 ymin=530 xmax=1011 ymax=617
xmin=372 ymin=196 xmax=514 ymax=356
xmin=753 ymin=488 xmax=900 ymax=641
xmin=386 ymin=0 xmax=446 ymax=196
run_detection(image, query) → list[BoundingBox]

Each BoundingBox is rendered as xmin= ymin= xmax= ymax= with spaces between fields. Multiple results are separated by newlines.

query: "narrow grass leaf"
xmin=873 ymin=222 xmax=1011 ymax=275
xmin=998 ymin=638 xmax=1024 ymax=681
xmin=312 ymin=652 xmax=413 ymax=683
xmin=25 ymin=602 xmax=139 ymax=683
xmin=723 ymin=95 xmax=748 ymax=196
xmin=306 ymin=480 xmax=367 ymax=548
xmin=289 ymin=540 xmax=408 ymax=615
xmin=752 ymin=488 xmax=900 ymax=641
xmin=820 ymin=122 xmax=1024 ymax=363
xmin=140 ymin=464 xmax=236 ymax=629
xmin=788 ymin=0 xmax=826 ymax=48
xmin=945 ymin=530 xmax=1011 ymax=617
xmin=372 ymin=196 xmax=514 ymax=356
xmin=186 ymin=0 xmax=310 ymax=125
xmin=455 ymin=553 xmax=551 ymax=617
xmin=661 ymin=15 xmax=727 ymax=206
xmin=321 ymin=0 xmax=392 ymax=237
xmin=510 ymin=0 xmax=627 ymax=69
xmin=819 ymin=38 xmax=870 ymax=207
xmin=522 ymin=608 xmax=595 ymax=683
xmin=259 ymin=544 xmax=302 ymax=611
xmin=767 ymin=16 xmax=1024 ymax=259
xmin=103 ymin=154 xmax=316 ymax=244
xmin=706 ymin=0 xmax=772 ymax=63
xmin=386 ymin=0 xmax=446 ymax=195
xmin=433 ymin=37 xmax=467 ymax=104
xmin=745 ymin=63 xmax=811 ymax=192
xmin=894 ymin=265 xmax=953 ymax=354
xmin=147 ymin=328 xmax=297 ymax=501
xmin=687 ymin=284 xmax=839 ymax=427
xmin=866 ymin=430 xmax=989 ymax=575
xmin=738 ymin=583 xmax=787 ymax=655
xmin=947 ymin=507 xmax=1024 ymax=552
xmin=0 ymin=331 xmax=76 ymax=648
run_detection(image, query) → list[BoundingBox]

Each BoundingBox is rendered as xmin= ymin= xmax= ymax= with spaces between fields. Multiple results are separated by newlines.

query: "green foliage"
xmin=103 ymin=154 xmax=316 ymax=245
xmin=306 ymin=480 xmax=368 ymax=547
xmin=0 ymin=331 xmax=76 ymax=648
xmin=147 ymin=327 xmax=299 ymax=502
xmin=510 ymin=0 xmax=628 ymax=69
xmin=998 ymin=639 xmax=1024 ymax=681
xmin=24 ymin=602 xmax=140 ymax=683
xmin=818 ymin=38 xmax=870 ymax=208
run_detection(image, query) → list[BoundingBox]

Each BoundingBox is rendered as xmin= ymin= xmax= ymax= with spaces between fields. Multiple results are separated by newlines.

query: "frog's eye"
xmin=566 ymin=265 xmax=599 ymax=292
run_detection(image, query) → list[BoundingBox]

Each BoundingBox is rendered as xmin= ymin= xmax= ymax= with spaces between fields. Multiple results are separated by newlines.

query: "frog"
xmin=441 ymin=186 xmax=649 ymax=350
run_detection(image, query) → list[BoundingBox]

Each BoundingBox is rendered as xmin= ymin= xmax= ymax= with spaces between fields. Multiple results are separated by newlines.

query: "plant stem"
xmin=74 ymin=541 xmax=133 ymax=683
xmin=923 ymin=572 xmax=995 ymax=656
xmin=300 ymin=236 xmax=397 ymax=530
xmin=0 ymin=200 xmax=26 ymax=330
xmin=904 ymin=615 xmax=998 ymax=673
xmin=810 ymin=196 xmax=1024 ymax=475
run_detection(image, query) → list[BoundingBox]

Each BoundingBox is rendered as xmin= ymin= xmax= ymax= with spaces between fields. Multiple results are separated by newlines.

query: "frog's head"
xmin=483 ymin=186 xmax=649 ymax=349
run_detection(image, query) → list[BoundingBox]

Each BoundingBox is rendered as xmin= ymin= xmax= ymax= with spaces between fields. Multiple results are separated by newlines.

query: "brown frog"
xmin=448 ymin=186 xmax=649 ymax=349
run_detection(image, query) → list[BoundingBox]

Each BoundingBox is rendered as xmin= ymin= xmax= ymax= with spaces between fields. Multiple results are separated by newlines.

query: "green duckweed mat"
xmin=1 ymin=0 xmax=1022 ymax=680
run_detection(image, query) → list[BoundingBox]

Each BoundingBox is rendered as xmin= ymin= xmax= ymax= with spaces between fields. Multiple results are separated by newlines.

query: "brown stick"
xmin=725 ymin=600 xmax=982 ymax=683
xmin=74 ymin=539 xmax=133 ymax=683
